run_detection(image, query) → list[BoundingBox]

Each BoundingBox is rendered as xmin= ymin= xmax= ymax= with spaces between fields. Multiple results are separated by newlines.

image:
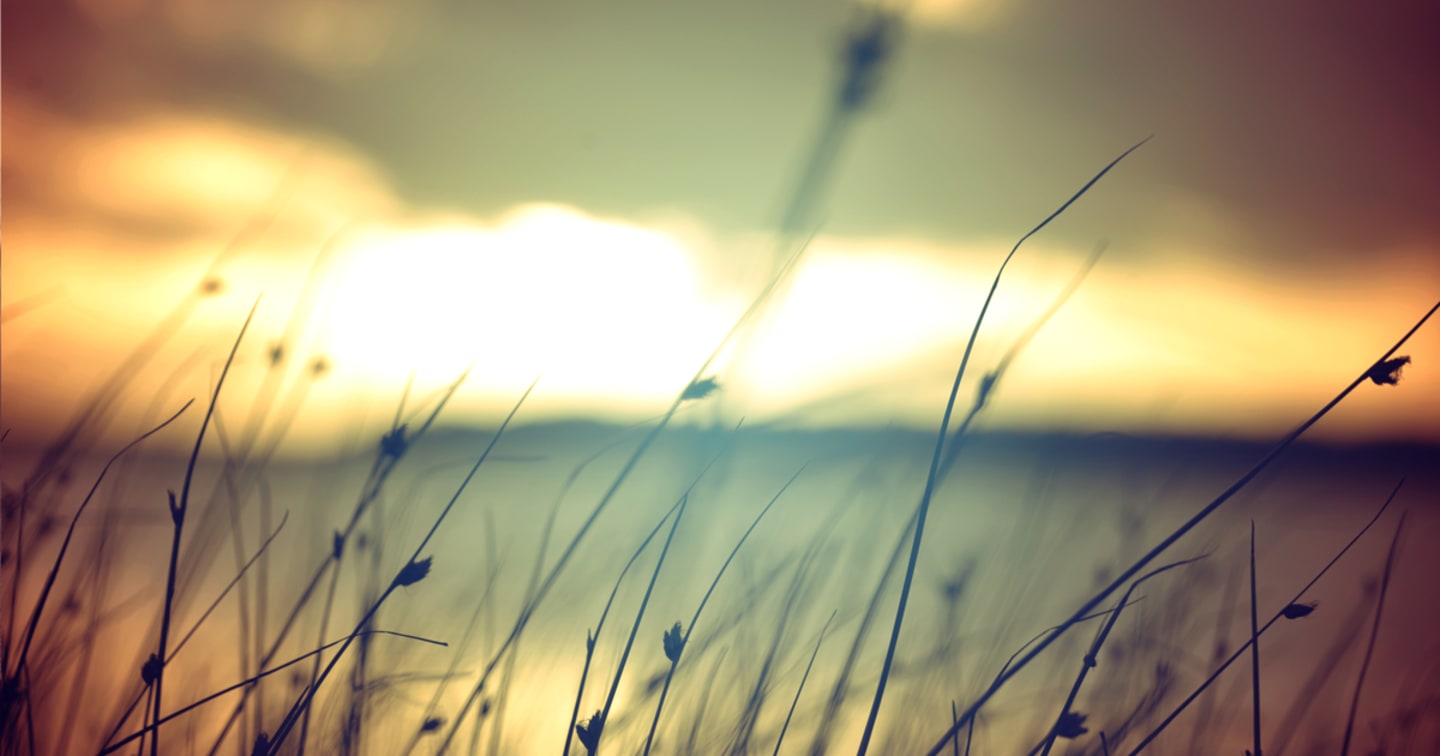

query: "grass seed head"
xmin=681 ymin=377 xmax=720 ymax=401
xmin=576 ymin=710 xmax=605 ymax=753
xmin=1281 ymin=602 xmax=1317 ymax=619
xmin=974 ymin=371 xmax=999 ymax=412
xmin=393 ymin=556 xmax=432 ymax=588
xmin=141 ymin=654 xmax=162 ymax=686
xmin=167 ymin=489 xmax=183 ymax=525
xmin=838 ymin=7 xmax=899 ymax=110
xmin=380 ymin=425 xmax=409 ymax=459
xmin=1055 ymin=710 xmax=1089 ymax=739
xmin=1367 ymin=355 xmax=1411 ymax=385
xmin=663 ymin=621 xmax=685 ymax=662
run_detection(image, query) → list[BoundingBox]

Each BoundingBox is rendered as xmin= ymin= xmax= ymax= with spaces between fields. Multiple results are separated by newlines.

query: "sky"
xmin=3 ymin=0 xmax=1439 ymax=452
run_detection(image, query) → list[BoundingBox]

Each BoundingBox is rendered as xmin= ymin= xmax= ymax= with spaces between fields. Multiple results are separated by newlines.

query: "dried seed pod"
xmin=393 ymin=556 xmax=432 ymax=588
xmin=1281 ymin=602 xmax=1317 ymax=619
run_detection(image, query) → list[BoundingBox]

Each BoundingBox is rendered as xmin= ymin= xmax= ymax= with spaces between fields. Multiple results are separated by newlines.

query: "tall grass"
xmin=4 ymin=7 xmax=1440 ymax=756
xmin=2 ymin=287 xmax=1436 ymax=756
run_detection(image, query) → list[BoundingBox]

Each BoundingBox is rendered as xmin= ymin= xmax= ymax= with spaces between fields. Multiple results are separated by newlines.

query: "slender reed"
xmin=938 ymin=239 xmax=1107 ymax=481
xmin=100 ymin=631 xmax=446 ymax=755
xmin=683 ymin=646 xmax=730 ymax=754
xmin=772 ymin=610 xmax=837 ymax=756
xmin=407 ymin=426 xmax=648 ymax=755
xmin=929 ymin=301 xmax=1438 ymax=756
xmin=1036 ymin=556 xmax=1207 ymax=756
xmin=152 ymin=296 xmax=259 ymax=756
xmin=565 ymin=494 xmax=690 ymax=756
xmin=173 ymin=512 xmax=289 ymax=658
xmin=1248 ymin=521 xmax=1262 ymax=756
xmin=642 ymin=467 xmax=807 ymax=755
xmin=11 ymin=401 xmax=193 ymax=678
xmin=732 ymin=537 xmax=829 ymax=754
xmin=436 ymin=19 xmax=905 ymax=738
xmin=264 ymin=380 xmax=536 ymax=754
xmin=1188 ymin=562 xmax=1242 ymax=753
xmin=585 ymin=489 xmax=694 ymax=755
xmin=810 ymin=507 xmax=917 ymax=755
xmin=441 ymin=192 xmax=832 ymax=754
xmin=1340 ymin=511 xmax=1408 ymax=756
xmin=950 ymin=701 xmax=960 ymax=756
xmin=860 ymin=136 xmax=1151 ymax=755
xmin=1267 ymin=593 xmax=1370 ymax=754
xmin=207 ymin=369 xmax=470 ymax=752
xmin=96 ymin=511 xmax=291 ymax=753
xmin=1128 ymin=479 xmax=1404 ymax=754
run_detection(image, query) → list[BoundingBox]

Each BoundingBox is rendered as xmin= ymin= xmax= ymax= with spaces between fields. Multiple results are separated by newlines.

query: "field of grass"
xmin=5 ymin=9 xmax=1440 ymax=756
xmin=3 ymin=382 xmax=1439 ymax=756
xmin=4 ymin=189 xmax=1437 ymax=754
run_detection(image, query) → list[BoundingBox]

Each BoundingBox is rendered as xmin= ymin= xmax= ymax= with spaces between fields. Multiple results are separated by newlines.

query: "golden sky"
xmin=3 ymin=0 xmax=1439 ymax=452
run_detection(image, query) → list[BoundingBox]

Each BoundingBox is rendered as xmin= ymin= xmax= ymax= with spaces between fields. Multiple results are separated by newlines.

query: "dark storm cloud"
xmin=6 ymin=0 xmax=1440 ymax=266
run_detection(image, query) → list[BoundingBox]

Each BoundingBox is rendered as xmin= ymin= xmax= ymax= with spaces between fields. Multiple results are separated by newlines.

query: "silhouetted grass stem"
xmin=929 ymin=300 xmax=1439 ymax=756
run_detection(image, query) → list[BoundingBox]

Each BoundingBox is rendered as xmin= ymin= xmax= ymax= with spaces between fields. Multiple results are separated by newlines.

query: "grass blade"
xmin=1340 ymin=511 xmax=1408 ymax=756
xmin=861 ymin=136 xmax=1152 ymax=755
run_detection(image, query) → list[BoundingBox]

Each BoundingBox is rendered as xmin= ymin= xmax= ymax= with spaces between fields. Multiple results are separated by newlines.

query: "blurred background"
xmin=4 ymin=0 xmax=1438 ymax=453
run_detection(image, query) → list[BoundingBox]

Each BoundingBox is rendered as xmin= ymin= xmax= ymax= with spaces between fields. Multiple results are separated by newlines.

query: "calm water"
xmin=4 ymin=425 xmax=1438 ymax=755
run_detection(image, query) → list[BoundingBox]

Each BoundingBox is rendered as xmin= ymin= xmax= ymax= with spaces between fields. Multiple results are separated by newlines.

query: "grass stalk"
xmin=810 ymin=506 xmax=917 ymax=755
xmin=937 ymin=239 xmax=1106 ymax=482
xmin=1036 ymin=555 xmax=1207 ymax=756
xmin=772 ymin=610 xmax=837 ymax=756
xmin=565 ymin=493 xmax=689 ymax=755
xmin=1340 ymin=510 xmax=1408 ymax=756
xmin=950 ymin=701 xmax=960 ymax=756
xmin=263 ymin=379 xmax=535 ymax=754
xmin=9 ymin=401 xmax=193 ymax=680
xmin=683 ymin=646 xmax=730 ymax=754
xmin=731 ymin=538 xmax=827 ymax=755
xmin=440 ymin=195 xmax=831 ymax=753
xmin=584 ymin=489 xmax=694 ymax=755
xmin=1268 ymin=591 xmax=1371 ymax=753
xmin=206 ymin=369 xmax=470 ymax=753
xmin=860 ymin=136 xmax=1151 ymax=755
xmin=427 ymin=24 xmax=903 ymax=732
xmin=94 ymin=510 xmax=291 ymax=752
xmin=1128 ymin=479 xmax=1405 ymax=754
xmin=427 ymin=27 xmax=895 ymax=725
xmin=100 ymin=631 xmax=446 ymax=755
xmin=1248 ymin=521 xmax=1262 ymax=756
xmin=929 ymin=301 xmax=1438 ymax=756
xmin=151 ymin=296 xmax=259 ymax=756
xmin=642 ymin=467 xmax=806 ymax=755
xmin=1188 ymin=561 xmax=1242 ymax=753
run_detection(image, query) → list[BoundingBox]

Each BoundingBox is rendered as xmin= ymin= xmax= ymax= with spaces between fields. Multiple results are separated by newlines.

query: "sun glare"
xmin=3 ymin=100 xmax=1436 ymax=447
xmin=322 ymin=206 xmax=738 ymax=410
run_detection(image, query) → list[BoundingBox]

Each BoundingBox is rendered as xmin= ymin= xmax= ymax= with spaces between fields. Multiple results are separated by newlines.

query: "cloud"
xmin=72 ymin=0 xmax=411 ymax=74
xmin=13 ymin=0 xmax=1438 ymax=270
xmin=971 ymin=0 xmax=1440 ymax=260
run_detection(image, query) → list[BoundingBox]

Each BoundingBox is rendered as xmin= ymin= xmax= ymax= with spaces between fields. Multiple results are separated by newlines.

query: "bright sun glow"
xmin=323 ymin=205 xmax=738 ymax=405
xmin=4 ymin=104 xmax=1436 ymax=449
